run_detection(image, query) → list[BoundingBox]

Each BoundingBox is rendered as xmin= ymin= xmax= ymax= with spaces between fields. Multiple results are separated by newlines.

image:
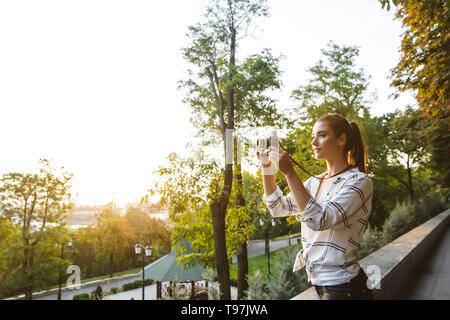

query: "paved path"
xmin=34 ymin=274 xmax=140 ymax=300
xmin=399 ymin=223 xmax=450 ymax=299
xmin=232 ymin=235 xmax=301 ymax=263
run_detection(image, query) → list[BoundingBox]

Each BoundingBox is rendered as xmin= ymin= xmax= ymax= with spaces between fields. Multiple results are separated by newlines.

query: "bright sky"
xmin=0 ymin=0 xmax=416 ymax=207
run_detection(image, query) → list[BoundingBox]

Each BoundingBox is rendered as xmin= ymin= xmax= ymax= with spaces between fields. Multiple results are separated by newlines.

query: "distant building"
xmin=65 ymin=210 xmax=98 ymax=229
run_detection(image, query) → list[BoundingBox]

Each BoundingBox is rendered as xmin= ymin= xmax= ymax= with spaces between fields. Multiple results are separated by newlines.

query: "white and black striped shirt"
xmin=262 ymin=167 xmax=373 ymax=284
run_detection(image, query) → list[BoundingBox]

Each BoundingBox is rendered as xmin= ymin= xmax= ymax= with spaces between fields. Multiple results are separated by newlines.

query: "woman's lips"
xmin=314 ymin=148 xmax=321 ymax=152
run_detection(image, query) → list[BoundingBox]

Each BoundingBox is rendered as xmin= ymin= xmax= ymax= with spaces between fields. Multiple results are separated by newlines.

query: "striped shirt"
xmin=262 ymin=167 xmax=373 ymax=284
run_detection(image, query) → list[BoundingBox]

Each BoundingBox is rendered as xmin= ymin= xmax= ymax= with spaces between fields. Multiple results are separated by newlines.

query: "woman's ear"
xmin=337 ymin=133 xmax=347 ymax=149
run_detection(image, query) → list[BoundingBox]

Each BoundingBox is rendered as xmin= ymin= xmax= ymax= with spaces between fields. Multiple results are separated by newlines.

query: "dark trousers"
xmin=314 ymin=268 xmax=374 ymax=300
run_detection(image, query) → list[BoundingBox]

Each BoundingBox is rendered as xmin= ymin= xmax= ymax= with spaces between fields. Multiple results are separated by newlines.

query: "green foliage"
xmin=415 ymin=196 xmax=448 ymax=222
xmin=382 ymin=197 xmax=447 ymax=244
xmin=244 ymin=245 xmax=308 ymax=300
xmin=291 ymin=41 xmax=373 ymax=126
xmin=359 ymin=226 xmax=384 ymax=259
xmin=382 ymin=201 xmax=417 ymax=244
xmin=110 ymin=286 xmax=119 ymax=294
xmin=245 ymin=270 xmax=268 ymax=300
xmin=93 ymin=285 xmax=103 ymax=300
xmin=72 ymin=293 xmax=90 ymax=300
xmin=0 ymin=159 xmax=73 ymax=299
xmin=265 ymin=246 xmax=309 ymax=300
xmin=122 ymin=279 xmax=153 ymax=292
xmin=380 ymin=0 xmax=449 ymax=118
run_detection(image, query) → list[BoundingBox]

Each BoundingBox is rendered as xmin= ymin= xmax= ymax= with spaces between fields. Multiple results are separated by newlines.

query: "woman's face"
xmin=311 ymin=120 xmax=345 ymax=161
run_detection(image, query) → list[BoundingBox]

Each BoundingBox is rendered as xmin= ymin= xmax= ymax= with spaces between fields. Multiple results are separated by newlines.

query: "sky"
xmin=0 ymin=0 xmax=417 ymax=207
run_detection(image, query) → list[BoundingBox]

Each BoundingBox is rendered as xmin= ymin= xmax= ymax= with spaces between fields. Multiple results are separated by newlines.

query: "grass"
xmin=273 ymin=232 xmax=301 ymax=240
xmin=229 ymin=243 xmax=302 ymax=284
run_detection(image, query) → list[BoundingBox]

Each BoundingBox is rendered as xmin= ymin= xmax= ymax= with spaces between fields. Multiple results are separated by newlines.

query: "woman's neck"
xmin=326 ymin=157 xmax=350 ymax=177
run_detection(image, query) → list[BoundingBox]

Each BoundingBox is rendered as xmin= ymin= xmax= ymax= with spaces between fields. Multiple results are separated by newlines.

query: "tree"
xmin=379 ymin=0 xmax=450 ymax=197
xmin=95 ymin=203 xmax=131 ymax=278
xmin=379 ymin=0 xmax=449 ymax=117
xmin=151 ymin=151 xmax=222 ymax=270
xmin=125 ymin=205 xmax=172 ymax=256
xmin=179 ymin=0 xmax=284 ymax=299
xmin=387 ymin=106 xmax=428 ymax=201
xmin=291 ymin=41 xmax=373 ymax=127
xmin=0 ymin=159 xmax=73 ymax=299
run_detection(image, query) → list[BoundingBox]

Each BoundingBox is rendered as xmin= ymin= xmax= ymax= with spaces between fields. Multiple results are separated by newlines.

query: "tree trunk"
xmin=109 ymin=252 xmax=114 ymax=278
xmin=207 ymin=25 xmax=237 ymax=301
xmin=234 ymin=137 xmax=249 ymax=299
xmin=407 ymin=156 xmax=414 ymax=201
xmin=211 ymin=199 xmax=231 ymax=300
xmin=237 ymin=241 xmax=249 ymax=299
xmin=23 ymin=245 xmax=33 ymax=300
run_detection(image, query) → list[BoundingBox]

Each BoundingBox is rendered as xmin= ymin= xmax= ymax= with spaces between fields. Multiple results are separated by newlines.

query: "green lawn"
xmin=229 ymin=243 xmax=302 ymax=283
xmin=273 ymin=232 xmax=301 ymax=240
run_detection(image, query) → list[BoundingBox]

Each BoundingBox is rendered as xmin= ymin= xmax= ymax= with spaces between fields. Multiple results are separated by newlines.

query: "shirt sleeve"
xmin=262 ymin=178 xmax=312 ymax=218
xmin=299 ymin=175 xmax=373 ymax=231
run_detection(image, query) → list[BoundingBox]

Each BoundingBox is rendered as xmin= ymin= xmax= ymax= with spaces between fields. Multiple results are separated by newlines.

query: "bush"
xmin=122 ymin=279 xmax=153 ymax=292
xmin=92 ymin=285 xmax=103 ymax=300
xmin=360 ymin=225 xmax=384 ymax=258
xmin=382 ymin=197 xmax=448 ymax=245
xmin=245 ymin=246 xmax=309 ymax=300
xmin=382 ymin=201 xmax=416 ymax=244
xmin=110 ymin=287 xmax=119 ymax=294
xmin=265 ymin=247 xmax=309 ymax=300
xmin=245 ymin=270 xmax=268 ymax=300
xmin=73 ymin=293 xmax=90 ymax=300
xmin=416 ymin=196 xmax=448 ymax=223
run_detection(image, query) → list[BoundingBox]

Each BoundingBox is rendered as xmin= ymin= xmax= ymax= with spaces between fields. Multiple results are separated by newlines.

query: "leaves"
xmin=381 ymin=0 xmax=450 ymax=117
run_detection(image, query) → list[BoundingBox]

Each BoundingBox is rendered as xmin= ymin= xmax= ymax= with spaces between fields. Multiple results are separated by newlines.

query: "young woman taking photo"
xmin=257 ymin=114 xmax=374 ymax=300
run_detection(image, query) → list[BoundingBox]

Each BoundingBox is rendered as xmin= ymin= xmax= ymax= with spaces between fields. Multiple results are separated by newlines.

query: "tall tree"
xmin=95 ymin=203 xmax=131 ymax=278
xmin=379 ymin=0 xmax=450 ymax=194
xmin=291 ymin=41 xmax=373 ymax=127
xmin=179 ymin=0 xmax=284 ymax=299
xmin=379 ymin=0 xmax=449 ymax=117
xmin=0 ymin=159 xmax=73 ymax=299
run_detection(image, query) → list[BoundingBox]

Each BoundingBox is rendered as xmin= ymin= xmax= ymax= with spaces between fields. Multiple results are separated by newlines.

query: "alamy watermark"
xmin=66 ymin=265 xmax=81 ymax=290
xmin=366 ymin=264 xmax=381 ymax=290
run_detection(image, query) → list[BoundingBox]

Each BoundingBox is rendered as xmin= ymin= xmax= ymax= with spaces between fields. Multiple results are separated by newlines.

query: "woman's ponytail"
xmin=348 ymin=121 xmax=367 ymax=174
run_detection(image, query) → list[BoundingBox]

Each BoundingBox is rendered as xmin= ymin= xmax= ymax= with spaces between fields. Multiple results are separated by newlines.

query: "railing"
xmin=291 ymin=208 xmax=450 ymax=300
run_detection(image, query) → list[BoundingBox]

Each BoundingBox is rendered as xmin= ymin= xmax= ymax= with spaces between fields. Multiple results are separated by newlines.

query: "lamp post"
xmin=135 ymin=242 xmax=152 ymax=300
xmin=260 ymin=218 xmax=276 ymax=280
xmin=57 ymin=240 xmax=72 ymax=300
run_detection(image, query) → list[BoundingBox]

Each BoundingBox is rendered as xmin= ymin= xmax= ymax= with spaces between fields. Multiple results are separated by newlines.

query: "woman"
xmin=257 ymin=114 xmax=374 ymax=300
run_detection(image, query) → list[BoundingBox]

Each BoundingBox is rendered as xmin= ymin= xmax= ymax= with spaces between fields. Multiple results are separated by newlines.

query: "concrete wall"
xmin=292 ymin=208 xmax=450 ymax=300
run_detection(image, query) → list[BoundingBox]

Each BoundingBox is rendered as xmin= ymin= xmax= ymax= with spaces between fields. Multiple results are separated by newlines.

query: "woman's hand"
xmin=267 ymin=146 xmax=296 ymax=177
xmin=256 ymin=149 xmax=272 ymax=167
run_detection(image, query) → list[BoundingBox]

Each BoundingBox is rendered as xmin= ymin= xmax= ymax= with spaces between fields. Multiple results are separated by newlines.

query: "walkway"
xmin=232 ymin=235 xmax=301 ymax=263
xmin=399 ymin=223 xmax=450 ymax=299
xmin=34 ymin=274 xmax=140 ymax=300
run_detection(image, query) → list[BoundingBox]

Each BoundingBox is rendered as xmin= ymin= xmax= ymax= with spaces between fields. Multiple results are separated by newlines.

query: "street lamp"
xmin=260 ymin=218 xmax=272 ymax=280
xmin=135 ymin=242 xmax=152 ymax=300
xmin=57 ymin=240 xmax=73 ymax=300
